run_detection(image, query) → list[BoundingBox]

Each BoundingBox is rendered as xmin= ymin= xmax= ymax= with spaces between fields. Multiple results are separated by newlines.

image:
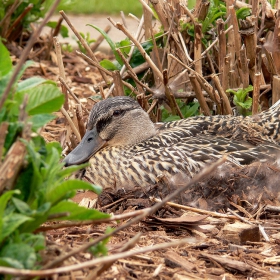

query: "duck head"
xmin=64 ymin=96 xmax=157 ymax=166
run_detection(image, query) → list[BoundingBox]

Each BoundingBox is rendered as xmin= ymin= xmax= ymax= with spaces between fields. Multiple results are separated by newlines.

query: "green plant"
xmin=227 ymin=85 xmax=253 ymax=116
xmin=0 ymin=41 xmax=109 ymax=270
xmin=76 ymin=32 xmax=96 ymax=53
xmin=161 ymin=100 xmax=200 ymax=122
xmin=0 ymin=0 xmax=73 ymax=42
xmin=180 ymin=0 xmax=250 ymax=45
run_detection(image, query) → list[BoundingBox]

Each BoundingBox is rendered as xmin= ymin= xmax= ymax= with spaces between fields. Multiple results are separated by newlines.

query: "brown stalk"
xmin=189 ymin=74 xmax=211 ymax=116
xmin=225 ymin=1 xmax=235 ymax=69
xmin=163 ymin=70 xmax=177 ymax=115
xmin=150 ymin=0 xmax=169 ymax=31
xmin=194 ymin=23 xmax=202 ymax=75
xmin=228 ymin=5 xmax=241 ymax=63
xmin=116 ymin=49 xmax=145 ymax=94
xmin=5 ymin=3 xmax=33 ymax=40
xmin=90 ymin=25 xmax=111 ymax=52
xmin=272 ymin=76 xmax=280 ymax=104
xmin=201 ymin=25 xmax=233 ymax=57
xmin=76 ymin=104 xmax=86 ymax=138
xmin=0 ymin=0 xmax=20 ymax=37
xmin=142 ymin=0 xmax=153 ymax=39
xmin=61 ymin=107 xmax=81 ymax=142
xmin=112 ymin=70 xmax=125 ymax=96
xmin=153 ymin=198 xmax=238 ymax=220
xmin=0 ymin=237 xmax=197 ymax=277
xmin=194 ymin=0 xmax=210 ymax=21
xmin=76 ymin=50 xmax=113 ymax=77
xmin=180 ymin=3 xmax=195 ymax=23
xmin=0 ymin=0 xmax=61 ymax=110
xmin=110 ymin=19 xmax=163 ymax=83
xmin=217 ymin=19 xmax=226 ymax=83
xmin=0 ymin=96 xmax=30 ymax=193
xmin=240 ymin=20 xmax=257 ymax=70
xmin=53 ymin=37 xmax=68 ymax=110
xmin=239 ymin=45 xmax=249 ymax=88
xmin=252 ymin=72 xmax=261 ymax=115
xmin=211 ymin=74 xmax=232 ymax=115
xmin=0 ymin=140 xmax=26 ymax=193
xmin=45 ymin=16 xmax=64 ymax=59
xmin=150 ymin=31 xmax=163 ymax=73
xmin=59 ymin=77 xmax=80 ymax=104
xmin=168 ymin=54 xmax=214 ymax=93
xmin=59 ymin=11 xmax=110 ymax=85
xmin=0 ymin=122 xmax=9 ymax=163
xmin=222 ymin=55 xmax=230 ymax=91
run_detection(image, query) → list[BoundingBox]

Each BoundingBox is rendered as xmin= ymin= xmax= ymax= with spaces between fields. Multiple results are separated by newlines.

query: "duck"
xmin=64 ymin=96 xmax=280 ymax=189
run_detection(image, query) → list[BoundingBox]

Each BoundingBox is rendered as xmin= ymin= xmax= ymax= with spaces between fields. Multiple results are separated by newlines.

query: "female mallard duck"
xmin=64 ymin=96 xmax=280 ymax=189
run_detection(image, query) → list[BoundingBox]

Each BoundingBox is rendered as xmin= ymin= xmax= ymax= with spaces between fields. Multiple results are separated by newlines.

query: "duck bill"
xmin=63 ymin=128 xmax=106 ymax=166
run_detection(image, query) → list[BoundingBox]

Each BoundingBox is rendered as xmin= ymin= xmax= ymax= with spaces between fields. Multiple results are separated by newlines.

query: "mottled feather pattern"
xmin=71 ymin=97 xmax=280 ymax=189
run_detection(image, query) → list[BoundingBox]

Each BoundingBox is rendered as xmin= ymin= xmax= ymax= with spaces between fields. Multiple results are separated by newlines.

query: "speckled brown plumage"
xmin=64 ymin=97 xmax=280 ymax=189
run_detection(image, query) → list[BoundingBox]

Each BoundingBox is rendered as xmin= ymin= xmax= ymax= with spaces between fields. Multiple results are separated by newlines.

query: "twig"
xmin=252 ymin=72 xmax=261 ymax=115
xmin=0 ymin=0 xmax=20 ymax=35
xmin=59 ymin=77 xmax=80 ymax=104
xmin=76 ymin=104 xmax=86 ymax=138
xmin=53 ymin=36 xmax=68 ymax=110
xmin=109 ymin=18 xmax=163 ymax=83
xmin=5 ymin=3 xmax=33 ymax=39
xmin=227 ymin=208 xmax=253 ymax=224
xmin=0 ymin=122 xmax=9 ymax=162
xmin=59 ymin=10 xmax=109 ymax=85
xmin=0 ymin=237 xmax=194 ymax=277
xmin=153 ymin=198 xmax=238 ymax=220
xmin=189 ymin=74 xmax=211 ymax=115
xmin=0 ymin=0 xmax=61 ymax=110
xmin=61 ymin=107 xmax=81 ymax=142
xmin=106 ymin=16 xmax=145 ymax=97
xmin=201 ymin=25 xmax=233 ymax=57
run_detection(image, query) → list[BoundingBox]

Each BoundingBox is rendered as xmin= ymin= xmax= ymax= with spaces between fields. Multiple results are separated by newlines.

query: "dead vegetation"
xmin=3 ymin=0 xmax=280 ymax=279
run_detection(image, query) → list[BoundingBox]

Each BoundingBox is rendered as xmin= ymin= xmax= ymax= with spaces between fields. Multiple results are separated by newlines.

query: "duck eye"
xmin=113 ymin=110 xmax=123 ymax=117
xmin=87 ymin=137 xmax=93 ymax=143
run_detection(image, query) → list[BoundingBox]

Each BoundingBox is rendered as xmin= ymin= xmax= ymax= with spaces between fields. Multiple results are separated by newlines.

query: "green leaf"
xmin=4 ymin=122 xmax=22 ymax=152
xmin=236 ymin=7 xmax=251 ymax=20
xmin=0 ymin=41 xmax=12 ymax=76
xmin=184 ymin=102 xmax=200 ymax=118
xmin=12 ymin=197 xmax=32 ymax=215
xmin=100 ymin=59 xmax=120 ymax=71
xmin=49 ymin=200 xmax=109 ymax=220
xmin=116 ymin=38 xmax=131 ymax=56
xmin=47 ymin=179 xmax=103 ymax=205
xmin=87 ymin=24 xmax=123 ymax=65
xmin=0 ymin=243 xmax=36 ymax=269
xmin=29 ymin=114 xmax=56 ymax=131
xmin=46 ymin=21 xmax=69 ymax=38
xmin=1 ymin=214 xmax=33 ymax=242
xmin=17 ymin=77 xmax=53 ymax=92
xmin=0 ymin=190 xmax=20 ymax=217
xmin=0 ymin=257 xmax=24 ymax=269
xmin=58 ymin=163 xmax=89 ymax=177
xmin=25 ymin=84 xmax=65 ymax=115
